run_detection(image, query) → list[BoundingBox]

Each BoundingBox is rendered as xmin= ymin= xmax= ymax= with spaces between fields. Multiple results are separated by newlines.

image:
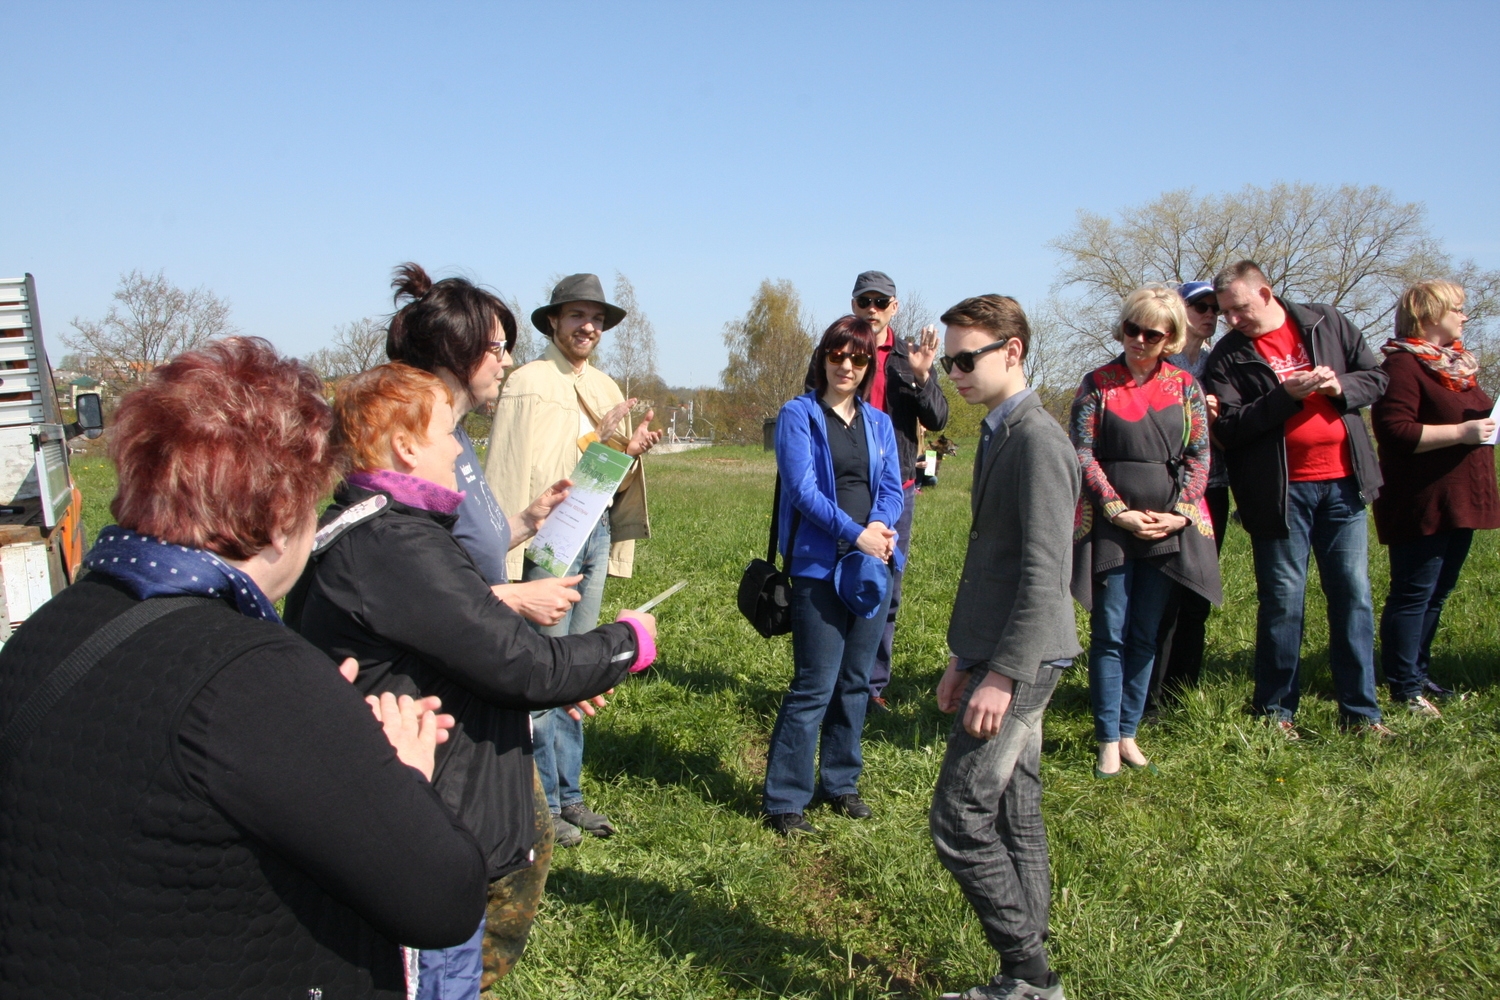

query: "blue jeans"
xmin=416 ymin=915 xmax=485 ymax=1000
xmin=1380 ymin=529 xmax=1473 ymax=701
xmin=525 ymin=515 xmax=611 ymax=813
xmin=1249 ymin=477 xmax=1381 ymax=724
xmin=869 ymin=483 xmax=915 ymax=699
xmin=1088 ymin=559 xmax=1174 ymax=742
xmin=762 ymin=572 xmax=892 ymax=816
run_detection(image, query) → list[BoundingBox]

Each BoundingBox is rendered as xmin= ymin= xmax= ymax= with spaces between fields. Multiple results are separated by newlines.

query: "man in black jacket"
xmin=1202 ymin=261 xmax=1389 ymax=738
xmin=850 ymin=271 xmax=949 ymax=710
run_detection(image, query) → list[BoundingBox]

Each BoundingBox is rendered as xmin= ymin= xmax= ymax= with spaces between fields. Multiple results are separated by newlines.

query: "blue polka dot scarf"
xmin=82 ymin=525 xmax=283 ymax=623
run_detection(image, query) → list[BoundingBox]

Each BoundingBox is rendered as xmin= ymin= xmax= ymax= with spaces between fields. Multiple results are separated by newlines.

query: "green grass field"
xmin=67 ymin=446 xmax=1500 ymax=999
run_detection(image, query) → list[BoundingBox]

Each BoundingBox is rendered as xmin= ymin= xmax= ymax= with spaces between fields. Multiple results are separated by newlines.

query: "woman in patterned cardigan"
xmin=1070 ymin=285 xmax=1223 ymax=778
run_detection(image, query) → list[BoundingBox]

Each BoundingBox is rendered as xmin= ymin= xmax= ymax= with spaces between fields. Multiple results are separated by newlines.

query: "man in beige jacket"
xmin=486 ymin=272 xmax=660 ymax=847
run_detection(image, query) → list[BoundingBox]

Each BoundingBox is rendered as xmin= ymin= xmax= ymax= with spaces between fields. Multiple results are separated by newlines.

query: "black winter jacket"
xmin=0 ymin=575 xmax=487 ymax=998
xmin=286 ymin=484 xmax=639 ymax=880
xmin=1201 ymin=299 xmax=1386 ymax=538
xmin=881 ymin=335 xmax=950 ymax=484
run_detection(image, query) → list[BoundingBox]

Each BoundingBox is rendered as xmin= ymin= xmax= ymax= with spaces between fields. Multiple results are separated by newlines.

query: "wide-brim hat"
xmin=833 ymin=550 xmax=890 ymax=619
xmin=531 ymin=273 xmax=627 ymax=337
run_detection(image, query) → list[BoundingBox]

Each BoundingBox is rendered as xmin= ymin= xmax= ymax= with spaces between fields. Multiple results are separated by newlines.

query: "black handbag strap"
xmin=766 ymin=473 xmax=802 ymax=570
xmin=0 ymin=595 xmax=216 ymax=766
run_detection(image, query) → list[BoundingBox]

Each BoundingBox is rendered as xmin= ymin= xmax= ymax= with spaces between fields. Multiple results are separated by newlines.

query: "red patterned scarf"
xmin=1381 ymin=337 xmax=1480 ymax=392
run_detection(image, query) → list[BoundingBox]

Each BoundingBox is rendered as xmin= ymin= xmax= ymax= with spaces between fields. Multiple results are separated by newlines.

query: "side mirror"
xmin=75 ymin=392 xmax=105 ymax=439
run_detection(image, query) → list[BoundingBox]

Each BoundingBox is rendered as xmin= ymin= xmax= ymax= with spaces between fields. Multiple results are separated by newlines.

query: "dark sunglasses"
xmin=827 ymin=349 xmax=872 ymax=367
xmin=939 ymin=339 xmax=1010 ymax=375
xmin=855 ymin=295 xmax=892 ymax=310
xmin=1188 ymin=298 xmax=1220 ymax=316
xmin=1122 ymin=321 xmax=1168 ymax=345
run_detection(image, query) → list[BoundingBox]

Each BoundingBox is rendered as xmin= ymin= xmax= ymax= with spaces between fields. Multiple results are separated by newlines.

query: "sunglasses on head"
xmin=855 ymin=295 xmax=893 ymax=310
xmin=939 ymin=338 xmax=1011 ymax=375
xmin=1122 ymin=321 xmax=1168 ymax=345
xmin=827 ymin=349 xmax=871 ymax=367
xmin=1188 ymin=298 xmax=1220 ymax=316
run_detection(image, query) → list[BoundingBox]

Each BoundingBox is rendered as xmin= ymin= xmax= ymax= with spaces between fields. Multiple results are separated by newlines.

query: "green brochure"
xmin=525 ymin=442 xmax=635 ymax=577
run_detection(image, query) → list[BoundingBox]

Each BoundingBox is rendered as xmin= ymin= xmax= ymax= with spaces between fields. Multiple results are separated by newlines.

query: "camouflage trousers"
xmin=479 ymin=768 xmax=555 ymax=989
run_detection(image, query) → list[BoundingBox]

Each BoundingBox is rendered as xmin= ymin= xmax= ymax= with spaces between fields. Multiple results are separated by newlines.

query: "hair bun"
xmin=391 ymin=262 xmax=433 ymax=304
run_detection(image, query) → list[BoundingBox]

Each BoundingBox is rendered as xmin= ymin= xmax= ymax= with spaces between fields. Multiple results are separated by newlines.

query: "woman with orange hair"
xmin=0 ymin=338 xmax=487 ymax=998
xmin=287 ymin=362 xmax=656 ymax=1000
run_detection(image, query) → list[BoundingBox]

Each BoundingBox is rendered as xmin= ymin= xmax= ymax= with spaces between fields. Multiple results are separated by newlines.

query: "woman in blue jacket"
xmin=763 ymin=316 xmax=906 ymax=836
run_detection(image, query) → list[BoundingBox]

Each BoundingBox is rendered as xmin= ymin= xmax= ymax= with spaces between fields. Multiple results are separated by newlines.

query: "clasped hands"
xmin=1283 ymin=366 xmax=1342 ymax=400
xmin=1110 ymin=508 xmax=1188 ymax=540
xmin=855 ymin=521 xmax=897 ymax=561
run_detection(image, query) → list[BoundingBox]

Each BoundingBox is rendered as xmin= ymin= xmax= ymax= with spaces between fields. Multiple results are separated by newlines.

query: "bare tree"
xmin=889 ymin=289 xmax=936 ymax=345
xmin=503 ymin=294 xmax=539 ymax=366
xmin=66 ymin=269 xmax=235 ymax=383
xmin=719 ymin=279 xmax=816 ymax=436
xmin=304 ymin=317 xmax=387 ymax=380
xmin=597 ymin=272 xmax=661 ymax=399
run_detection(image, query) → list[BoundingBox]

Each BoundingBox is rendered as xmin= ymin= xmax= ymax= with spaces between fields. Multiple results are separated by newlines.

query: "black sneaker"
xmin=827 ymin=793 xmax=873 ymax=820
xmin=1422 ymin=679 xmax=1457 ymax=700
xmin=560 ymin=803 xmax=617 ymax=838
xmin=939 ymin=975 xmax=1066 ymax=999
xmin=764 ymin=812 xmax=820 ymax=837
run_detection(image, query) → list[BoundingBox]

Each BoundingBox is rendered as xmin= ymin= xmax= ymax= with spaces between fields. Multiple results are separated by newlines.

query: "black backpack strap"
xmin=766 ymin=473 xmax=804 ymax=572
xmin=0 ymin=595 xmax=216 ymax=766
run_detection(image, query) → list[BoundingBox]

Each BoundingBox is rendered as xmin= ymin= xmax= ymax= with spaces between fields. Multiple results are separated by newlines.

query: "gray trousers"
xmin=929 ymin=664 xmax=1063 ymax=966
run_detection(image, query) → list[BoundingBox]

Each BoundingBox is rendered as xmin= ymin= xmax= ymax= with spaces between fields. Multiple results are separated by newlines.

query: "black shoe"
xmin=764 ymin=812 xmax=820 ymax=837
xmin=827 ymin=793 xmax=873 ymax=819
xmin=1422 ymin=679 xmax=1457 ymax=700
xmin=560 ymin=803 xmax=616 ymax=838
xmin=552 ymin=814 xmax=584 ymax=849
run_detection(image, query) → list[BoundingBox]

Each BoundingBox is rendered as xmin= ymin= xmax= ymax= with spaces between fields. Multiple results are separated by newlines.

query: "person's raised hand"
xmin=493 ymin=576 xmax=583 ymax=626
xmin=936 ymin=656 xmax=967 ymax=713
xmin=963 ymin=670 xmax=1015 ymax=740
xmin=521 ymin=479 xmax=572 ymax=533
xmin=1464 ymin=417 xmax=1498 ymax=445
xmin=909 ymin=325 xmax=940 ymax=383
xmin=597 ymin=399 xmax=635 ymax=444
xmin=626 ymin=409 xmax=662 ymax=457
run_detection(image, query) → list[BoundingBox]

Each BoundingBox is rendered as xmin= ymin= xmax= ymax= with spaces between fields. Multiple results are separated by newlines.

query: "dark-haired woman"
xmin=762 ymin=316 xmax=905 ymax=836
xmin=0 ymin=339 xmax=487 ymax=998
xmin=1373 ymin=280 xmax=1499 ymax=717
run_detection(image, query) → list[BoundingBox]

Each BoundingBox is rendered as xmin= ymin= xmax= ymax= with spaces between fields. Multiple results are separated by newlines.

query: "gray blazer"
xmin=947 ymin=392 xmax=1083 ymax=685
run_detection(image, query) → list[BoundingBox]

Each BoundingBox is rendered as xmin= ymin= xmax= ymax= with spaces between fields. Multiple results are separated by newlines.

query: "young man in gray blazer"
xmin=931 ymin=295 xmax=1081 ymax=1000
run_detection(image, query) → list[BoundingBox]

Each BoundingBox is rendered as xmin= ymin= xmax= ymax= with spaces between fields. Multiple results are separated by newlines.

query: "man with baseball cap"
xmin=1146 ymin=281 xmax=1231 ymax=716
xmin=487 ymin=273 xmax=662 ymax=847
xmin=850 ymin=270 xmax=949 ymax=712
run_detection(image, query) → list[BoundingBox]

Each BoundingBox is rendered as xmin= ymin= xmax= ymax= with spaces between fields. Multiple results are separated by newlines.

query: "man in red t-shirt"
xmin=1202 ymin=261 xmax=1389 ymax=739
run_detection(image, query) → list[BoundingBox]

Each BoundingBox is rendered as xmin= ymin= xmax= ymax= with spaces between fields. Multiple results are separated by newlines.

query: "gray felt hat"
xmin=532 ymin=273 xmax=627 ymax=337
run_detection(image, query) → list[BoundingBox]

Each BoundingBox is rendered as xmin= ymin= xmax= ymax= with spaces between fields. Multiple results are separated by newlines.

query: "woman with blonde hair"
xmin=1372 ymin=280 xmax=1498 ymax=716
xmin=1070 ymin=285 xmax=1222 ymax=777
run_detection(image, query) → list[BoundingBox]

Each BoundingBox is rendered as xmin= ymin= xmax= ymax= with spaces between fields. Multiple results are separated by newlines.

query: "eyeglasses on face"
xmin=487 ymin=340 xmax=513 ymax=360
xmin=855 ymin=295 xmax=893 ymax=310
xmin=939 ymin=339 xmax=1010 ymax=375
xmin=826 ymin=349 xmax=872 ymax=368
xmin=1122 ymin=321 xmax=1168 ymax=345
xmin=1188 ymin=299 xmax=1220 ymax=316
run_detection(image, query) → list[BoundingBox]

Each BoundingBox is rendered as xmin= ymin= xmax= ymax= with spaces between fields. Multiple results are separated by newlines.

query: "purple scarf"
xmin=346 ymin=469 xmax=466 ymax=514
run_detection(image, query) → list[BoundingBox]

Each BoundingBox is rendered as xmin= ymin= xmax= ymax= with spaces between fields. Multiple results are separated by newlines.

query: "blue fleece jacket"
xmin=775 ymin=392 xmax=907 ymax=580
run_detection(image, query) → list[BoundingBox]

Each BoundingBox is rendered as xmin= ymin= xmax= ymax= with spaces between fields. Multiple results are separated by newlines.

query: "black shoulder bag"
xmin=736 ymin=474 xmax=802 ymax=638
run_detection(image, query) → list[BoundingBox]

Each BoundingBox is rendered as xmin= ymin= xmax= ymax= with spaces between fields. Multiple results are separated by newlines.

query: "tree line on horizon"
xmin=61 ymin=182 xmax=1500 ymax=444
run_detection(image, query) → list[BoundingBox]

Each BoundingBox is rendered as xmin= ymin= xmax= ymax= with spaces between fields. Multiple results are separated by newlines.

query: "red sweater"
xmin=1371 ymin=351 xmax=1500 ymax=544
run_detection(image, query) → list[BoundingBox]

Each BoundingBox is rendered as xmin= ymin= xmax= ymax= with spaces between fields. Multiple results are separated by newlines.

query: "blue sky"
xmin=4 ymin=1 xmax=1497 ymax=386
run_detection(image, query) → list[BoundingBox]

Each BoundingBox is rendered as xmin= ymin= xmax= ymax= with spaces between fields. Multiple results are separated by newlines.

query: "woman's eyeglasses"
xmin=939 ymin=339 xmax=1011 ymax=374
xmin=855 ymin=295 xmax=893 ymax=310
xmin=487 ymin=341 xmax=513 ymax=360
xmin=1122 ymin=321 xmax=1168 ymax=345
xmin=827 ymin=350 xmax=872 ymax=367
xmin=1188 ymin=299 xmax=1220 ymax=316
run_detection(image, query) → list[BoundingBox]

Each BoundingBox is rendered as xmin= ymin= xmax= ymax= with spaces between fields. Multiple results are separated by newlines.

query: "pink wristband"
xmin=616 ymin=614 xmax=656 ymax=673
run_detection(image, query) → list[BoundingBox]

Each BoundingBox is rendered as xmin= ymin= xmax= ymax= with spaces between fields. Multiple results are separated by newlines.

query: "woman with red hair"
xmin=0 ymin=338 xmax=487 ymax=998
xmin=287 ymin=362 xmax=657 ymax=1000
